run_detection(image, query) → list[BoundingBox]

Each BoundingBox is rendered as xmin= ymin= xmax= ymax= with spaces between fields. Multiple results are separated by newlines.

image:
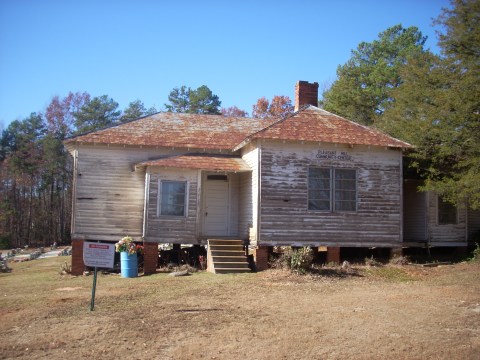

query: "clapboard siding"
xmin=238 ymin=172 xmax=252 ymax=239
xmin=241 ymin=143 xmax=259 ymax=244
xmin=145 ymin=168 xmax=199 ymax=244
xmin=72 ymin=146 xmax=164 ymax=241
xmin=427 ymin=193 xmax=467 ymax=245
xmin=72 ymin=144 xmax=249 ymax=244
xmin=258 ymin=141 xmax=403 ymax=247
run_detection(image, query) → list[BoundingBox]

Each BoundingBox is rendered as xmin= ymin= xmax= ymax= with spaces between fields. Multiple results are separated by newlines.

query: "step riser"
xmin=208 ymin=240 xmax=244 ymax=246
xmin=212 ymin=256 xmax=248 ymax=262
xmin=215 ymin=269 xmax=251 ymax=274
xmin=214 ymin=263 xmax=249 ymax=269
xmin=211 ymin=251 xmax=245 ymax=257
xmin=209 ymin=246 xmax=244 ymax=252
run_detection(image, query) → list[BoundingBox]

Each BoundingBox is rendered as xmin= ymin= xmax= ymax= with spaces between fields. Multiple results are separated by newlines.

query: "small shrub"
xmin=290 ymin=247 xmax=314 ymax=272
xmin=271 ymin=247 xmax=315 ymax=273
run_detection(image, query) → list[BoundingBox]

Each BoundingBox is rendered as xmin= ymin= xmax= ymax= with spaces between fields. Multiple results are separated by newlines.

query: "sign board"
xmin=83 ymin=241 xmax=115 ymax=269
xmin=316 ymin=150 xmax=353 ymax=161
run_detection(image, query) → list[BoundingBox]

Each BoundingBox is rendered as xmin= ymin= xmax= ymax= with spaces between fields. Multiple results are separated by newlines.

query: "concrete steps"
xmin=207 ymin=239 xmax=251 ymax=274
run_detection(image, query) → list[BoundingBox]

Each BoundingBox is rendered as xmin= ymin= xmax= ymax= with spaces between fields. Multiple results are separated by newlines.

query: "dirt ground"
xmin=0 ymin=256 xmax=479 ymax=360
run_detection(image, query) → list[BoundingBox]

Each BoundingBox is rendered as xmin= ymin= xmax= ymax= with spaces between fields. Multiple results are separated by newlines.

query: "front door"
xmin=203 ymin=174 xmax=229 ymax=236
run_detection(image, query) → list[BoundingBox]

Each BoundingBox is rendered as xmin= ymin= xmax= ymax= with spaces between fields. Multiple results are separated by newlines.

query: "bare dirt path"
xmin=1 ymin=257 xmax=479 ymax=359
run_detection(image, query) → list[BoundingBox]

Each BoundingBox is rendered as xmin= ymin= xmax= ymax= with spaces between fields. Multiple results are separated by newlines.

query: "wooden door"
xmin=203 ymin=175 xmax=229 ymax=236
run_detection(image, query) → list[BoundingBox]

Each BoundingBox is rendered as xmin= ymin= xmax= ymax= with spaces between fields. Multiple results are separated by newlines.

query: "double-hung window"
xmin=158 ymin=181 xmax=187 ymax=216
xmin=334 ymin=169 xmax=357 ymax=211
xmin=437 ymin=197 xmax=457 ymax=225
xmin=308 ymin=167 xmax=357 ymax=212
xmin=308 ymin=168 xmax=331 ymax=211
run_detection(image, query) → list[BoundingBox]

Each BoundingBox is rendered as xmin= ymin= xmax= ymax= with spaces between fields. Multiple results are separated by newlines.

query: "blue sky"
xmin=0 ymin=0 xmax=451 ymax=129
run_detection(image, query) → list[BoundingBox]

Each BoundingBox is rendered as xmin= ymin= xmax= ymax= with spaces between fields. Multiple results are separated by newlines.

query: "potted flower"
xmin=115 ymin=236 xmax=141 ymax=278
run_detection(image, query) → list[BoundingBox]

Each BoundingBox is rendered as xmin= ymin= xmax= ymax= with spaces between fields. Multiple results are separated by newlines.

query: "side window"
xmin=308 ymin=167 xmax=357 ymax=212
xmin=334 ymin=169 xmax=357 ymax=212
xmin=308 ymin=167 xmax=331 ymax=211
xmin=158 ymin=181 xmax=187 ymax=216
xmin=438 ymin=197 xmax=457 ymax=225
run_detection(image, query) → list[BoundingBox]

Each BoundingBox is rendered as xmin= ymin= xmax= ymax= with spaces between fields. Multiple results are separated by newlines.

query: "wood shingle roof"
xmin=65 ymin=106 xmax=411 ymax=150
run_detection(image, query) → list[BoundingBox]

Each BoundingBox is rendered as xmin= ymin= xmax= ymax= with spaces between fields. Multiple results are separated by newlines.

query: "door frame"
xmin=201 ymin=172 xmax=231 ymax=237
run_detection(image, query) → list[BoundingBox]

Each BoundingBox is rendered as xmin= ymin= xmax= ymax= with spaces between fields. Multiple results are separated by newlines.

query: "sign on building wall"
xmin=316 ymin=150 xmax=353 ymax=161
xmin=83 ymin=242 xmax=115 ymax=268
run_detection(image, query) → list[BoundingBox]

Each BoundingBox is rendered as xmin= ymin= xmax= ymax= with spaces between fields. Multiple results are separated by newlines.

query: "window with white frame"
xmin=437 ymin=196 xmax=457 ymax=225
xmin=158 ymin=180 xmax=187 ymax=216
xmin=308 ymin=167 xmax=357 ymax=212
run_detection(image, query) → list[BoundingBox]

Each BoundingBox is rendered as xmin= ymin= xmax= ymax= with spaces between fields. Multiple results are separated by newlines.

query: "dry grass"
xmin=1 ymin=257 xmax=479 ymax=360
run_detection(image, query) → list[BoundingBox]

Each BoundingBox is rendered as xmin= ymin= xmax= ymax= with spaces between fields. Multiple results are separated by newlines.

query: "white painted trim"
xmin=195 ymin=170 xmax=202 ymax=238
xmin=71 ymin=149 xmax=78 ymax=235
xmin=227 ymin=173 xmax=232 ymax=236
xmin=142 ymin=170 xmax=150 ymax=238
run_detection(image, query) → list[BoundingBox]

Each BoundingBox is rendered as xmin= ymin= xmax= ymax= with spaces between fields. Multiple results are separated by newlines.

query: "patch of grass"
xmin=364 ymin=266 xmax=415 ymax=282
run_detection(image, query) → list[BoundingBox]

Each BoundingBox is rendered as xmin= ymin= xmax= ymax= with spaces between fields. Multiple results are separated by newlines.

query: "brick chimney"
xmin=294 ymin=81 xmax=319 ymax=111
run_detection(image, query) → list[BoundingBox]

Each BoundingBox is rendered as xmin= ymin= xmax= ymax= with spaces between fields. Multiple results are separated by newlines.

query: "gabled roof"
xmin=136 ymin=154 xmax=250 ymax=172
xmin=64 ymin=106 xmax=411 ymax=151
xmin=235 ymin=106 xmax=411 ymax=149
xmin=64 ymin=112 xmax=276 ymax=150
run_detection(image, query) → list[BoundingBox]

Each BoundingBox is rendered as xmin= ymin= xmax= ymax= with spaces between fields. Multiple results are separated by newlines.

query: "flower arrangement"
xmin=115 ymin=236 xmax=143 ymax=255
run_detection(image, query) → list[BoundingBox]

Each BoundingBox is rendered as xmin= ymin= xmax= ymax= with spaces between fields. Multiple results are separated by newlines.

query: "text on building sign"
xmin=316 ymin=150 xmax=353 ymax=161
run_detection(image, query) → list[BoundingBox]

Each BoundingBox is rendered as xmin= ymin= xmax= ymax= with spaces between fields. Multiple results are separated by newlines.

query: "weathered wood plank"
xmin=144 ymin=168 xmax=199 ymax=243
xmin=258 ymin=142 xmax=403 ymax=246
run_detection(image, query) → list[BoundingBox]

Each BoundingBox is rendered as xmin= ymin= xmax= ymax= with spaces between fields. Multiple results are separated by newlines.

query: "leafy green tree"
xmin=1 ymin=114 xmax=45 ymax=173
xmin=165 ymin=85 xmax=221 ymax=114
xmin=1 ymin=111 xmax=73 ymax=247
xmin=435 ymin=0 xmax=480 ymax=65
xmin=73 ymin=95 xmax=121 ymax=134
xmin=120 ymin=99 xmax=157 ymax=123
xmin=322 ymin=25 xmax=428 ymax=125
xmin=380 ymin=0 xmax=480 ymax=209
xmin=0 ymin=114 xmax=46 ymax=246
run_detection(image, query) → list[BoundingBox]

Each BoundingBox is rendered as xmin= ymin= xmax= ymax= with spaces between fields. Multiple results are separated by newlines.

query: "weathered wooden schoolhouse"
xmin=64 ymin=81 xmax=479 ymax=275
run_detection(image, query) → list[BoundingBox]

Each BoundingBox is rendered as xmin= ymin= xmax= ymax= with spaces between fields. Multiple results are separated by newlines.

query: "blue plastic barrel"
xmin=120 ymin=252 xmax=138 ymax=278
